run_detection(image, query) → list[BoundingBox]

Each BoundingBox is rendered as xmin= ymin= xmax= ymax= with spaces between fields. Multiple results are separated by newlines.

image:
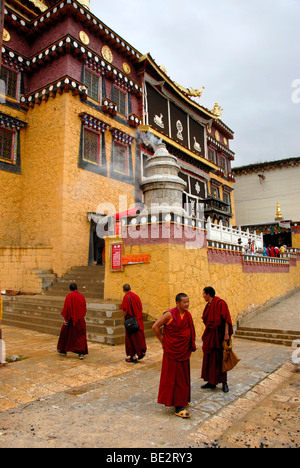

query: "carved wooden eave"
xmin=4 ymin=0 xmax=142 ymax=65
xmin=1 ymin=36 xmax=143 ymax=108
xmin=139 ymin=53 xmax=235 ymax=140
xmin=4 ymin=0 xmax=43 ymax=20
xmin=139 ymin=53 xmax=215 ymax=121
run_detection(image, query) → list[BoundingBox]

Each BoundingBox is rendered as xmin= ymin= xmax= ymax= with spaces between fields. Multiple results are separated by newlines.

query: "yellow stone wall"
xmin=0 ymin=92 xmax=137 ymax=286
xmin=104 ymin=236 xmax=300 ymax=336
xmin=292 ymin=232 xmax=300 ymax=249
xmin=0 ymin=107 xmax=26 ymax=246
xmin=60 ymin=94 xmax=136 ymax=275
xmin=0 ymin=246 xmax=53 ymax=293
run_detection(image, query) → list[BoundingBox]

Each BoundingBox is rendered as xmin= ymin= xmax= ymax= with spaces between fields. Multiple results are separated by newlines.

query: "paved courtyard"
xmin=0 ymin=318 xmax=299 ymax=448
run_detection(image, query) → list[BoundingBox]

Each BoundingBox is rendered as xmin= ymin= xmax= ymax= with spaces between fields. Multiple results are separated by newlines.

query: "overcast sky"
xmin=91 ymin=0 xmax=300 ymax=168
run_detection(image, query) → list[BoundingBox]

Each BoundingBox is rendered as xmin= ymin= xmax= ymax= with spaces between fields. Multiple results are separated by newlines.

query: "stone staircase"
xmin=2 ymin=266 xmax=154 ymax=346
xmin=235 ymin=326 xmax=300 ymax=347
xmin=43 ymin=265 xmax=105 ymax=299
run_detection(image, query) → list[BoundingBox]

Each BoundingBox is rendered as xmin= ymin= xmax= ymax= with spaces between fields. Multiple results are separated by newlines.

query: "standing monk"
xmin=121 ymin=284 xmax=147 ymax=363
xmin=201 ymin=287 xmax=233 ymax=393
xmin=57 ymin=283 xmax=88 ymax=360
xmin=153 ymin=293 xmax=197 ymax=419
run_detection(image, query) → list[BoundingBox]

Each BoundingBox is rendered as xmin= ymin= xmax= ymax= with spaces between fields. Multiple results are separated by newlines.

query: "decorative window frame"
xmin=112 ymin=84 xmax=129 ymax=119
xmin=0 ymin=50 xmax=24 ymax=108
xmin=0 ymin=64 xmax=21 ymax=104
xmin=78 ymin=113 xmax=109 ymax=176
xmin=83 ymin=66 xmax=102 ymax=103
xmin=110 ymin=128 xmax=135 ymax=185
xmin=0 ymin=113 xmax=26 ymax=174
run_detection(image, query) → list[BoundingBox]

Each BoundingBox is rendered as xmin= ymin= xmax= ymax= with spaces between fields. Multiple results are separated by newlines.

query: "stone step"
xmin=2 ymin=294 xmax=155 ymax=346
xmin=67 ymin=266 xmax=105 ymax=277
xmin=44 ymin=289 xmax=104 ymax=299
xmin=3 ymin=307 xmax=125 ymax=328
xmin=1 ymin=264 xmax=155 ymax=346
xmin=235 ymin=326 xmax=300 ymax=347
xmin=237 ymin=325 xmax=300 ymax=337
xmin=3 ymin=295 xmax=120 ymax=310
xmin=55 ymin=278 xmax=104 ymax=285
xmin=2 ymin=316 xmax=155 ymax=346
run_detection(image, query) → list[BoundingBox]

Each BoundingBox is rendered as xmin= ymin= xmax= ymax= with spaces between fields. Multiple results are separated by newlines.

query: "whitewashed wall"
xmin=233 ymin=165 xmax=300 ymax=225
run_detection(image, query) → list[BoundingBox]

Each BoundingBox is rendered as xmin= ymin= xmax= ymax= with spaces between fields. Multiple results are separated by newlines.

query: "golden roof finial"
xmin=212 ymin=103 xmax=223 ymax=119
xmin=275 ymin=202 xmax=283 ymax=221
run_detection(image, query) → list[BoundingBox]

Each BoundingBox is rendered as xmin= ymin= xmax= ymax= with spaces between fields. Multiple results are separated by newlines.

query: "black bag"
xmin=124 ymin=295 xmax=139 ymax=335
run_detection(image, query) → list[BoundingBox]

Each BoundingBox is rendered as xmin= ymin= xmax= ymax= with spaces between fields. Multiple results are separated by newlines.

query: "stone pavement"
xmin=243 ymin=290 xmax=300 ymax=332
xmin=0 ymin=318 xmax=299 ymax=448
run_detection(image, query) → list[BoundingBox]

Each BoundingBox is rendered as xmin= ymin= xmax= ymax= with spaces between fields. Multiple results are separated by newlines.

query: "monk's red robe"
xmin=121 ymin=292 xmax=147 ymax=358
xmin=57 ymin=291 xmax=88 ymax=355
xmin=158 ymin=308 xmax=196 ymax=408
xmin=201 ymin=297 xmax=233 ymax=385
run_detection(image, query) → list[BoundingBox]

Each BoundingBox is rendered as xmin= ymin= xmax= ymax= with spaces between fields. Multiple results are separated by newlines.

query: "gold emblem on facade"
xmin=79 ymin=31 xmax=90 ymax=45
xmin=101 ymin=45 xmax=113 ymax=64
xmin=3 ymin=29 xmax=11 ymax=42
xmin=123 ymin=63 xmax=131 ymax=75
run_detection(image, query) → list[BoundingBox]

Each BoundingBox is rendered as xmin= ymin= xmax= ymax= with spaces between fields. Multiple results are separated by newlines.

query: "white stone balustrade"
xmin=206 ymin=217 xmax=263 ymax=250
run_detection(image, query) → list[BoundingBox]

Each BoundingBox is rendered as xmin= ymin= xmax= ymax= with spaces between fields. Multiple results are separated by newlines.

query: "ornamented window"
xmin=84 ymin=68 xmax=101 ymax=102
xmin=223 ymin=191 xmax=231 ymax=207
xmin=223 ymin=186 xmax=233 ymax=213
xmin=79 ymin=113 xmax=109 ymax=176
xmin=113 ymin=85 xmax=128 ymax=117
xmin=208 ymin=147 xmax=217 ymax=165
xmin=219 ymin=155 xmax=228 ymax=174
xmin=0 ymin=128 xmax=16 ymax=164
xmin=0 ymin=113 xmax=26 ymax=174
xmin=113 ymin=141 xmax=128 ymax=175
xmin=211 ymin=186 xmax=220 ymax=199
xmin=83 ymin=129 xmax=102 ymax=166
xmin=110 ymin=128 xmax=134 ymax=184
xmin=0 ymin=65 xmax=21 ymax=102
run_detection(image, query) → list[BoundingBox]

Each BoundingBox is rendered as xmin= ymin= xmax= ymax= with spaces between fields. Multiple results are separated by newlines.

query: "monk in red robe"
xmin=121 ymin=284 xmax=147 ymax=363
xmin=57 ymin=283 xmax=88 ymax=360
xmin=201 ymin=287 xmax=233 ymax=393
xmin=153 ymin=293 xmax=197 ymax=418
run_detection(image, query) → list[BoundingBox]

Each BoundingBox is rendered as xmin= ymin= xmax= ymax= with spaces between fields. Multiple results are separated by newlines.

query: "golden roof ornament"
xmin=159 ymin=65 xmax=167 ymax=74
xmin=174 ymin=82 xmax=205 ymax=98
xmin=78 ymin=0 xmax=90 ymax=9
xmin=275 ymin=202 xmax=283 ymax=221
xmin=212 ymin=103 xmax=223 ymax=119
xmin=28 ymin=0 xmax=48 ymax=12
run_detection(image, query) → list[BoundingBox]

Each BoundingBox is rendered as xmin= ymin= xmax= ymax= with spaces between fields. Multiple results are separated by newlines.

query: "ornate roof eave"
xmin=4 ymin=0 xmax=42 ymax=20
xmin=4 ymin=0 xmax=142 ymax=64
xmin=1 ymin=35 xmax=143 ymax=96
xmin=139 ymin=53 xmax=215 ymax=121
xmin=139 ymin=53 xmax=235 ymax=137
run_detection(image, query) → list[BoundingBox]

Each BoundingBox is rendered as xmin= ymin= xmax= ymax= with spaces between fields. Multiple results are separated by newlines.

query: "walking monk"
xmin=201 ymin=287 xmax=233 ymax=393
xmin=121 ymin=284 xmax=147 ymax=363
xmin=153 ymin=293 xmax=196 ymax=418
xmin=57 ymin=283 xmax=88 ymax=360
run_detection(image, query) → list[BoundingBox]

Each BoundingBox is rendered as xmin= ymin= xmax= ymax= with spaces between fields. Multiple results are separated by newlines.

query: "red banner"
xmin=111 ymin=243 xmax=123 ymax=271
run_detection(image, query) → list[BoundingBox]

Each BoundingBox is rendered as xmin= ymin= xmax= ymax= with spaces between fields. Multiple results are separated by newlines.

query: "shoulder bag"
xmin=124 ymin=295 xmax=140 ymax=335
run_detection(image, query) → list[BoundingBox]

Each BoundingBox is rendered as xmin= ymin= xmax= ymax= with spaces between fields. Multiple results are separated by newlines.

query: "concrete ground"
xmin=0 ymin=292 xmax=299 ymax=449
